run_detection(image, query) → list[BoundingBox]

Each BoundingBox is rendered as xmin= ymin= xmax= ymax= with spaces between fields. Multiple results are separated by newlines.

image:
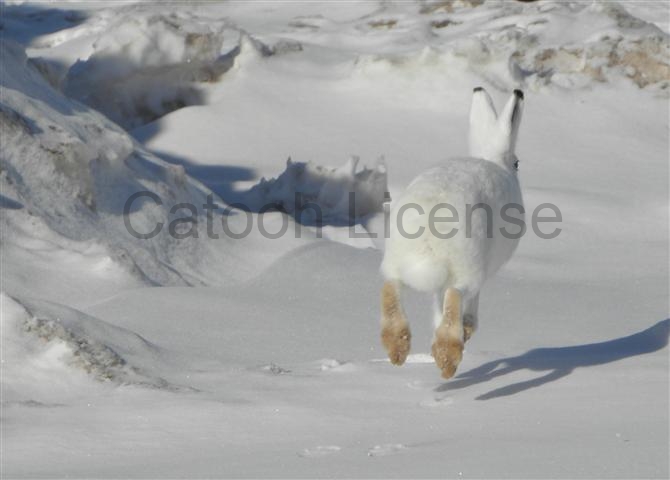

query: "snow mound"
xmin=63 ymin=10 xmax=229 ymax=128
xmin=242 ymin=156 xmax=388 ymax=224
xmin=60 ymin=7 xmax=297 ymax=129
xmin=1 ymin=39 xmax=384 ymax=296
xmin=508 ymin=2 xmax=669 ymax=90
xmin=1 ymin=293 xmax=180 ymax=398
xmin=353 ymin=1 xmax=669 ymax=92
xmin=0 ymin=40 xmax=242 ymax=288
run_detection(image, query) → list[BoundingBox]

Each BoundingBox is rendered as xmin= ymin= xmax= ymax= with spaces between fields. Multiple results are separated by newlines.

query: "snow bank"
xmin=1 ymin=39 xmax=383 ymax=297
xmin=1 ymin=293 xmax=179 ymax=405
xmin=59 ymin=7 xmax=300 ymax=129
xmin=508 ymin=2 xmax=669 ymax=90
xmin=352 ymin=1 xmax=669 ymax=92
xmin=242 ymin=156 xmax=388 ymax=223
xmin=63 ymin=9 xmax=231 ymax=128
xmin=0 ymin=40 xmax=238 ymax=288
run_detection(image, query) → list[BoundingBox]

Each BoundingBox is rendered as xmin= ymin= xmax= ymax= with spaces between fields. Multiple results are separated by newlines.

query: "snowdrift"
xmin=1 ymin=39 xmax=386 ymax=296
xmin=63 ymin=10 xmax=230 ymax=129
xmin=351 ymin=1 xmax=669 ymax=92
xmin=241 ymin=156 xmax=387 ymax=223
xmin=1 ymin=293 xmax=181 ymax=405
xmin=60 ymin=7 xmax=301 ymax=129
xmin=1 ymin=39 xmax=238 ymax=288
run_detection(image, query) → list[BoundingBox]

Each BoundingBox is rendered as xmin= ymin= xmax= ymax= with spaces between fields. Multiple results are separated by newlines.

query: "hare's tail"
xmin=382 ymin=251 xmax=449 ymax=293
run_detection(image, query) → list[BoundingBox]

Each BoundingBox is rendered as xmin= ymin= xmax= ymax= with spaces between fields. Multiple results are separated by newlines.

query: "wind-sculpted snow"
xmin=243 ymin=156 xmax=387 ymax=223
xmin=60 ymin=8 xmax=301 ymax=129
xmin=351 ymin=1 xmax=669 ymax=92
xmin=0 ymin=39 xmax=387 ymax=295
xmin=62 ymin=11 xmax=228 ymax=128
xmin=0 ymin=40 xmax=240 ymax=288
xmin=0 ymin=293 xmax=182 ymax=401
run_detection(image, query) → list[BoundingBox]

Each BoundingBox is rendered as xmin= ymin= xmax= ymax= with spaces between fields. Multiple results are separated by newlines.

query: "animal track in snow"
xmin=419 ymin=395 xmax=455 ymax=408
xmin=298 ymin=445 xmax=341 ymax=458
xmin=406 ymin=380 xmax=441 ymax=390
xmin=260 ymin=363 xmax=291 ymax=375
xmin=367 ymin=443 xmax=407 ymax=457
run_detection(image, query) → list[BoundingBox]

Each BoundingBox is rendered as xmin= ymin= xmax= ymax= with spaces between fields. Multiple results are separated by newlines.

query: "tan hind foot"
xmin=432 ymin=327 xmax=463 ymax=379
xmin=381 ymin=281 xmax=411 ymax=366
xmin=381 ymin=323 xmax=411 ymax=365
xmin=431 ymin=288 xmax=464 ymax=379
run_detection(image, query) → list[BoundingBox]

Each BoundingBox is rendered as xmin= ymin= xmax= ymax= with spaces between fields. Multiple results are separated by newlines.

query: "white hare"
xmin=380 ymin=87 xmax=525 ymax=378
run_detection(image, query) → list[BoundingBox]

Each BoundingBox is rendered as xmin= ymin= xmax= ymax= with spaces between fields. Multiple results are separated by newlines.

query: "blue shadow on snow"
xmin=437 ymin=319 xmax=669 ymax=400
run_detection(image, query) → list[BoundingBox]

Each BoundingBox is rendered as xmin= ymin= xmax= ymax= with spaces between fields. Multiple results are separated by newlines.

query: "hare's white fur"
xmin=380 ymin=88 xmax=525 ymax=377
xmin=381 ymin=157 xmax=522 ymax=297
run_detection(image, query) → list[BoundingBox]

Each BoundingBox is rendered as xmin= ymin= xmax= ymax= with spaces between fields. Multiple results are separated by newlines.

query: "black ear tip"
xmin=473 ymin=86 xmax=485 ymax=93
xmin=514 ymin=89 xmax=524 ymax=100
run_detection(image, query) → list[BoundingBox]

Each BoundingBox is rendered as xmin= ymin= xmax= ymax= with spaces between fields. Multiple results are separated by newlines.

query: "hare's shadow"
xmin=438 ymin=319 xmax=669 ymax=400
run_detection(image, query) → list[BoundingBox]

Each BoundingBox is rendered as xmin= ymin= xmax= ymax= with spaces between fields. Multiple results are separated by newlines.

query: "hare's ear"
xmin=497 ymin=89 xmax=524 ymax=155
xmin=469 ymin=87 xmax=498 ymax=159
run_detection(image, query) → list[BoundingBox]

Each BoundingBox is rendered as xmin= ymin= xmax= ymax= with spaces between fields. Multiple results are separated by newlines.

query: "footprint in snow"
xmin=367 ymin=444 xmax=407 ymax=457
xmin=260 ymin=363 xmax=291 ymax=375
xmin=298 ymin=445 xmax=341 ymax=458
xmin=406 ymin=379 xmax=442 ymax=390
xmin=419 ymin=395 xmax=455 ymax=408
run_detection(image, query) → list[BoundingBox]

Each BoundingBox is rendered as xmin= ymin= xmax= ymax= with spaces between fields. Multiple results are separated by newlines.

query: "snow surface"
xmin=1 ymin=1 xmax=668 ymax=478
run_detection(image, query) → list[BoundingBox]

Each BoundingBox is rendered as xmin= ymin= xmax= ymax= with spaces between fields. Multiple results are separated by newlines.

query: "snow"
xmin=1 ymin=1 xmax=668 ymax=478
xmin=241 ymin=156 xmax=388 ymax=221
xmin=62 ymin=9 xmax=231 ymax=128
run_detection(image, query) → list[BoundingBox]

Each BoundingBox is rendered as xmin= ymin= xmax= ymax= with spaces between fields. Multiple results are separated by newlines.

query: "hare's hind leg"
xmin=432 ymin=288 xmax=464 ymax=379
xmin=463 ymin=293 xmax=479 ymax=343
xmin=381 ymin=280 xmax=411 ymax=365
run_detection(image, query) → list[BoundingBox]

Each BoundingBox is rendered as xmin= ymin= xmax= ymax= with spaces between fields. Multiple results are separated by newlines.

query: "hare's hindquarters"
xmin=380 ymin=177 xmax=473 ymax=371
xmin=379 ymin=184 xmax=458 ymax=366
xmin=381 ymin=179 xmax=461 ymax=294
xmin=382 ymin=162 xmax=499 ymax=295
xmin=380 ymin=159 xmax=521 ymax=375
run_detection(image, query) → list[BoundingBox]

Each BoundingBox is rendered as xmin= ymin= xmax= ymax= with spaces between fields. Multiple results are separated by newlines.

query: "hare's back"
xmin=403 ymin=157 xmax=516 ymax=207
